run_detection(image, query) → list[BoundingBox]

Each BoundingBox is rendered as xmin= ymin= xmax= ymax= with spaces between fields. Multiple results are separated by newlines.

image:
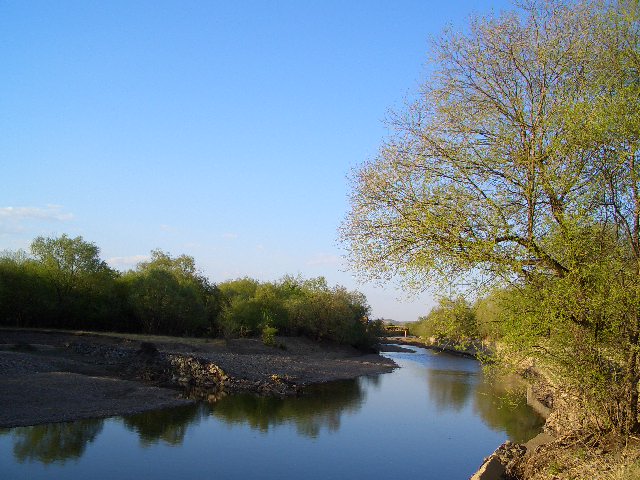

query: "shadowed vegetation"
xmin=0 ymin=235 xmax=379 ymax=349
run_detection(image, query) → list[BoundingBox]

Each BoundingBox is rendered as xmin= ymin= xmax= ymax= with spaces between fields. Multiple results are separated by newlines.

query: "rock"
xmin=523 ymin=432 xmax=554 ymax=454
xmin=470 ymin=442 xmax=528 ymax=480
xmin=469 ymin=455 xmax=506 ymax=480
xmin=166 ymin=354 xmax=227 ymax=389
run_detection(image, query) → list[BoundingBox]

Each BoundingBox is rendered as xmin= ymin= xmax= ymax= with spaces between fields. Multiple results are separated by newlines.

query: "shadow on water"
xmin=0 ymin=418 xmax=104 ymax=465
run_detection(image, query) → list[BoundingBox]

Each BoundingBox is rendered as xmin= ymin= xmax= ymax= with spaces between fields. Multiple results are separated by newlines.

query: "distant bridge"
xmin=383 ymin=325 xmax=409 ymax=337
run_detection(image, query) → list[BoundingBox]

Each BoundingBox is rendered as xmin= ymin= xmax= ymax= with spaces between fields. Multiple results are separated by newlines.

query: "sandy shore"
xmin=0 ymin=329 xmax=396 ymax=428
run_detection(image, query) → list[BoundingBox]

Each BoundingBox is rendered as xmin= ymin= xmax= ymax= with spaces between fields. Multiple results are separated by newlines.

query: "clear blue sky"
xmin=1 ymin=0 xmax=510 ymax=322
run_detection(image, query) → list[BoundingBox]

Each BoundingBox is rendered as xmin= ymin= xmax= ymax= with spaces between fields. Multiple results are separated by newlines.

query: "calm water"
xmin=0 ymin=346 xmax=544 ymax=479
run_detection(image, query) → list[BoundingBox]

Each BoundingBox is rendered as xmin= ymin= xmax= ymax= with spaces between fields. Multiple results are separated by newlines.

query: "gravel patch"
xmin=0 ymin=329 xmax=396 ymax=428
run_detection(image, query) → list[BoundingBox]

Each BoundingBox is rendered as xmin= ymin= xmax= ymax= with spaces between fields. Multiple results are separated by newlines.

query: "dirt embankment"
xmin=0 ymin=329 xmax=396 ymax=428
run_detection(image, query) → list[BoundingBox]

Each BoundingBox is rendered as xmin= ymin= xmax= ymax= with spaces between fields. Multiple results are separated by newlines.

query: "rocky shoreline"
xmin=0 ymin=328 xmax=396 ymax=428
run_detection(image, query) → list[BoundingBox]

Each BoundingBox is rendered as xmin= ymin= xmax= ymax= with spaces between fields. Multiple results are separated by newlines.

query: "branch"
xmin=495 ymin=234 xmax=569 ymax=276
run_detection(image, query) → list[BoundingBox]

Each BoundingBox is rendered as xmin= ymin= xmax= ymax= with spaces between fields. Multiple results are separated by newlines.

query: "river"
xmin=0 ymin=345 xmax=544 ymax=479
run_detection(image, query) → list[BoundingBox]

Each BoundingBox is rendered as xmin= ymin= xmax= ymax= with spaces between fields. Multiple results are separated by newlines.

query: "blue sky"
xmin=1 ymin=0 xmax=511 ymax=322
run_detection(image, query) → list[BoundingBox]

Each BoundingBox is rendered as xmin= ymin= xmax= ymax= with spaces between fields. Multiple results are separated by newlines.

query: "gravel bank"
xmin=0 ymin=329 xmax=396 ymax=428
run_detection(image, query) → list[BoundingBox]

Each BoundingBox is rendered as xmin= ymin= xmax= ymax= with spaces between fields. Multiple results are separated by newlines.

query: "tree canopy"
xmin=342 ymin=0 xmax=639 ymax=288
xmin=342 ymin=0 xmax=640 ymax=434
xmin=0 ymin=235 xmax=377 ymax=349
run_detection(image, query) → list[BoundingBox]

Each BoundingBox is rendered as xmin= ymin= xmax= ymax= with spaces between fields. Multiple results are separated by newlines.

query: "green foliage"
xmin=0 ymin=253 xmax=56 ymax=327
xmin=218 ymin=278 xmax=262 ymax=337
xmin=259 ymin=310 xmax=279 ymax=347
xmin=125 ymin=269 xmax=206 ymax=335
xmin=0 ymin=236 xmax=378 ymax=349
xmin=342 ymin=0 xmax=640 ymax=434
xmin=217 ymin=275 xmax=375 ymax=348
xmin=124 ymin=250 xmax=223 ymax=336
xmin=495 ymin=227 xmax=640 ymax=425
xmin=261 ymin=325 xmax=278 ymax=347
xmin=473 ymin=290 xmax=509 ymax=342
xmin=0 ymin=236 xmax=122 ymax=330
xmin=410 ymin=297 xmax=478 ymax=347
xmin=30 ymin=235 xmax=119 ymax=328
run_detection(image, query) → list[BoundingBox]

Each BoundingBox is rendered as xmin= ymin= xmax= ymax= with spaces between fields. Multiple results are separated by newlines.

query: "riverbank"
xmin=381 ymin=335 xmax=482 ymax=358
xmin=0 ymin=328 xmax=396 ymax=428
xmin=385 ymin=337 xmax=640 ymax=479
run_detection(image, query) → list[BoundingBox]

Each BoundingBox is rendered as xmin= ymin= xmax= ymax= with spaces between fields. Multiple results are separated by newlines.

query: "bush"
xmin=262 ymin=325 xmax=278 ymax=347
xmin=0 ymin=237 xmax=380 ymax=351
xmin=218 ymin=276 xmax=375 ymax=349
xmin=409 ymin=297 xmax=478 ymax=347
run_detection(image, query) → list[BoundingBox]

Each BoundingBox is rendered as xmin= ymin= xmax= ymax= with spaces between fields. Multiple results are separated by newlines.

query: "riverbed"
xmin=0 ymin=345 xmax=544 ymax=479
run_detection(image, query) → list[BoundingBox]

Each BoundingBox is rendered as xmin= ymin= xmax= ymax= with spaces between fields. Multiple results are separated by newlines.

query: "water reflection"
xmin=0 ymin=349 xmax=544 ymax=470
xmin=211 ymin=379 xmax=365 ymax=438
xmin=360 ymin=374 xmax=382 ymax=388
xmin=0 ymin=379 xmax=366 ymax=465
xmin=473 ymin=379 xmax=545 ymax=443
xmin=122 ymin=379 xmax=367 ymax=441
xmin=398 ymin=347 xmax=544 ymax=442
xmin=122 ymin=404 xmax=208 ymax=446
xmin=0 ymin=418 xmax=103 ymax=464
xmin=425 ymin=369 xmax=477 ymax=413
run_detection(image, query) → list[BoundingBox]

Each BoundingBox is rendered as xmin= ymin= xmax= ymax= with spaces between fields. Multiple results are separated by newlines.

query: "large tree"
xmin=30 ymin=234 xmax=116 ymax=327
xmin=30 ymin=234 xmax=112 ymax=295
xmin=125 ymin=250 xmax=223 ymax=335
xmin=343 ymin=1 xmax=603 ymax=284
xmin=342 ymin=0 xmax=640 ymax=433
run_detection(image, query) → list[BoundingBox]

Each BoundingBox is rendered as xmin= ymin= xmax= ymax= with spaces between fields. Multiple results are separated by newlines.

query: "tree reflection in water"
xmin=0 ymin=352 xmax=544 ymax=468
xmin=0 ymin=418 xmax=104 ymax=464
xmin=0 ymin=378 xmax=366 ymax=465
xmin=211 ymin=379 xmax=365 ymax=438
xmin=473 ymin=378 xmax=545 ymax=443
xmin=422 ymin=355 xmax=544 ymax=442
xmin=425 ymin=368 xmax=476 ymax=413
xmin=122 ymin=404 xmax=208 ymax=446
xmin=121 ymin=378 xmax=366 ymax=442
xmin=360 ymin=373 xmax=382 ymax=390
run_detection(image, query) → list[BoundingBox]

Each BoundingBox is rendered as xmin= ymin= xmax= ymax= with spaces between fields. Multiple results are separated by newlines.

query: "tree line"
xmin=0 ymin=234 xmax=380 ymax=349
xmin=342 ymin=0 xmax=640 ymax=435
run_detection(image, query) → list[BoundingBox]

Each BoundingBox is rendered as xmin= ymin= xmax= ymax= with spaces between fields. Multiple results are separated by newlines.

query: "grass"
xmin=519 ymin=434 xmax=640 ymax=480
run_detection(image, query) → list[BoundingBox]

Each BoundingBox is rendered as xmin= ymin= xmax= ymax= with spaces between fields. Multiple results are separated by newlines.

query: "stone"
xmin=469 ymin=455 xmax=506 ymax=480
